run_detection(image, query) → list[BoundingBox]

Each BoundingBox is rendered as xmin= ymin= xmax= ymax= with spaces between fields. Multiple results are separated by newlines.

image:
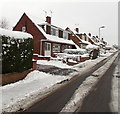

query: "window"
xmin=53 ymin=44 xmax=60 ymax=52
xmin=22 ymin=26 xmax=26 ymax=32
xmin=86 ymin=36 xmax=89 ymax=41
xmin=63 ymin=31 xmax=68 ymax=39
xmin=51 ymin=27 xmax=58 ymax=36
xmin=82 ymin=35 xmax=85 ymax=41
xmin=68 ymin=45 xmax=72 ymax=49
xmin=62 ymin=45 xmax=68 ymax=52
xmin=45 ymin=43 xmax=51 ymax=50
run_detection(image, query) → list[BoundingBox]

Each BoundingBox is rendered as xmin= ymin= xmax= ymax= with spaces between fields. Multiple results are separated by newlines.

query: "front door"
xmin=45 ymin=42 xmax=51 ymax=56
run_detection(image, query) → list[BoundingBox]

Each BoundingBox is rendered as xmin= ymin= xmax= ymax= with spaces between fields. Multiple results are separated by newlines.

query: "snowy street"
xmin=1 ymin=52 xmax=118 ymax=113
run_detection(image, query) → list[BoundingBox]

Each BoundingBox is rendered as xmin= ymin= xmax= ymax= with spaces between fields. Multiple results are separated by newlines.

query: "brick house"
xmin=70 ymin=27 xmax=107 ymax=49
xmin=66 ymin=27 xmax=91 ymax=49
xmin=13 ymin=13 xmax=76 ymax=60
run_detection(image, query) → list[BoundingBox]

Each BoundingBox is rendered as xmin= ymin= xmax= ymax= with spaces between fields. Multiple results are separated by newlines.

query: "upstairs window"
xmin=51 ymin=27 xmax=58 ymax=36
xmin=63 ymin=31 xmax=68 ymax=39
xmin=22 ymin=26 xmax=26 ymax=32
xmin=86 ymin=36 xmax=89 ymax=41
xmin=82 ymin=35 xmax=85 ymax=41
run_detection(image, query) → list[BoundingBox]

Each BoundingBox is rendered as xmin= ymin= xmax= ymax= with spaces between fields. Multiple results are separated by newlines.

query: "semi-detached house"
xmin=13 ymin=13 xmax=77 ymax=60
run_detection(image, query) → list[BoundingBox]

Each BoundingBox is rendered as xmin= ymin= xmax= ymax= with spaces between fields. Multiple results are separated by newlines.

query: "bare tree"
xmin=0 ymin=18 xmax=9 ymax=29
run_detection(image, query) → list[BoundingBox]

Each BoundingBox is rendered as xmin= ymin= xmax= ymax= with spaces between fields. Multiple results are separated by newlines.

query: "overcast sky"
xmin=1 ymin=0 xmax=118 ymax=45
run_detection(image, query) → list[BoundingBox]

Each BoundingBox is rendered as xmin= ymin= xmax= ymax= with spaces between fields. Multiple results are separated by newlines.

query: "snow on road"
xmin=110 ymin=63 xmax=119 ymax=112
xmin=60 ymin=52 xmax=118 ymax=112
xmin=1 ymin=71 xmax=70 ymax=112
xmin=1 ymin=52 xmax=114 ymax=112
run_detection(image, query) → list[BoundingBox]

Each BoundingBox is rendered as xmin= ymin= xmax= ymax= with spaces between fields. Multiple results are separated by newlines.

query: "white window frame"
xmin=82 ymin=35 xmax=85 ymax=41
xmin=63 ymin=31 xmax=68 ymax=40
xmin=22 ymin=26 xmax=26 ymax=32
xmin=51 ymin=27 xmax=58 ymax=36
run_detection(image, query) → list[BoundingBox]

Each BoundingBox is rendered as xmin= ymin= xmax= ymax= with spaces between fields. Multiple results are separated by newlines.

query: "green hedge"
xmin=1 ymin=35 xmax=33 ymax=74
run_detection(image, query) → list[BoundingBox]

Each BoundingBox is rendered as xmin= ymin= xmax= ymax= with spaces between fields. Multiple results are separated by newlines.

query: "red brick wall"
xmin=13 ymin=13 xmax=46 ymax=55
xmin=46 ymin=16 xmax=51 ymax=24
xmin=80 ymin=57 xmax=90 ymax=62
xmin=69 ymin=34 xmax=81 ymax=47
xmin=1 ymin=70 xmax=32 ymax=85
xmin=88 ymin=38 xmax=94 ymax=44
xmin=46 ymin=25 xmax=51 ymax=34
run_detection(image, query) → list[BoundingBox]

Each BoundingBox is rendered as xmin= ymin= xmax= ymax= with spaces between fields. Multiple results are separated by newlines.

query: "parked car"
xmin=55 ymin=48 xmax=89 ymax=63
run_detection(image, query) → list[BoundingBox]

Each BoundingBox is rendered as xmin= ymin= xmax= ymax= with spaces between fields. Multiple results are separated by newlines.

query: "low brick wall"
xmin=1 ymin=69 xmax=32 ymax=86
xmin=80 ymin=57 xmax=90 ymax=62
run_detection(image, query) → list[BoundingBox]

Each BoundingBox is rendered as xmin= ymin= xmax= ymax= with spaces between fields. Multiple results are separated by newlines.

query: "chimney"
xmin=46 ymin=16 xmax=51 ymax=24
xmin=96 ymin=36 xmax=98 ymax=38
xmin=75 ymin=28 xmax=79 ymax=33
xmin=88 ymin=33 xmax=91 ymax=37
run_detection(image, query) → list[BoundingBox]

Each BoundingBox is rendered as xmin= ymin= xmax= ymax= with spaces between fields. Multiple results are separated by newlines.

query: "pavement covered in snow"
xmin=1 ymin=70 xmax=72 ymax=112
xmin=1 ymin=52 xmax=115 ymax=112
xmin=37 ymin=60 xmax=72 ymax=69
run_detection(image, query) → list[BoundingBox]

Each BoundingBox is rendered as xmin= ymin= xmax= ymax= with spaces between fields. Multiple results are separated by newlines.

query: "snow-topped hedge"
xmin=0 ymin=28 xmax=33 ymax=74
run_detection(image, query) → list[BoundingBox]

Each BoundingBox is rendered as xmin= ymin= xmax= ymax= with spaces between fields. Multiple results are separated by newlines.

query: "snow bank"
xmin=0 ymin=28 xmax=33 ymax=39
xmin=1 ymin=70 xmax=70 ymax=112
xmin=61 ymin=76 xmax=98 ymax=112
xmin=110 ymin=65 xmax=119 ymax=112
xmin=61 ymin=52 xmax=118 ymax=112
xmin=1 ymin=51 xmax=115 ymax=112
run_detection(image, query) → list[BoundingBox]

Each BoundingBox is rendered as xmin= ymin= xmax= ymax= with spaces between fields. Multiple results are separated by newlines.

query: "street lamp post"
xmin=99 ymin=26 xmax=105 ymax=39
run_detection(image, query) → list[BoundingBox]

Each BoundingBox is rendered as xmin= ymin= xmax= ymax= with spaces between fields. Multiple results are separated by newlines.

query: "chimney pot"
xmin=88 ymin=33 xmax=91 ymax=37
xmin=46 ymin=16 xmax=51 ymax=24
xmin=75 ymin=28 xmax=79 ymax=33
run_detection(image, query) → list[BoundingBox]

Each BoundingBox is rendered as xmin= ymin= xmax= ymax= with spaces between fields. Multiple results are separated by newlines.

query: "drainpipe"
xmin=40 ymin=40 xmax=43 ymax=56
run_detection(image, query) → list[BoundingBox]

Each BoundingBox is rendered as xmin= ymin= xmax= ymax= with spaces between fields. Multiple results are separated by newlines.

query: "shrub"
xmin=1 ymin=29 xmax=33 ymax=74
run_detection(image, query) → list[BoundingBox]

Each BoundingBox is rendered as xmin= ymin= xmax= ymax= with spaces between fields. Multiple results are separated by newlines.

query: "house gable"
xmin=13 ymin=13 xmax=46 ymax=55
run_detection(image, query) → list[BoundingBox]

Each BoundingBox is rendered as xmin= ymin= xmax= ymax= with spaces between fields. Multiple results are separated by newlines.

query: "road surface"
xmin=76 ymin=52 xmax=119 ymax=112
xmin=22 ymin=53 xmax=117 ymax=113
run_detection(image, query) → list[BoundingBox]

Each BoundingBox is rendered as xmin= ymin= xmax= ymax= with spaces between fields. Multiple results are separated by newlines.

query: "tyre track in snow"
xmin=22 ymin=53 xmax=117 ymax=113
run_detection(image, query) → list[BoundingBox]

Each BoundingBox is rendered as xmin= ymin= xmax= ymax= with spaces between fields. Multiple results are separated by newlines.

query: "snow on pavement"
xmin=37 ymin=60 xmax=72 ymax=69
xmin=1 ymin=52 xmax=114 ymax=112
xmin=1 ymin=71 xmax=70 ymax=112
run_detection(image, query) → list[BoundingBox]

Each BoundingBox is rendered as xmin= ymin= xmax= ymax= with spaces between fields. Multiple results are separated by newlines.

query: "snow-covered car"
xmin=55 ymin=49 xmax=89 ymax=62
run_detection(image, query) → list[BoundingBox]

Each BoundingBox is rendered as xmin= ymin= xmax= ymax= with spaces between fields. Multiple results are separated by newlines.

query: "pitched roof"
xmin=24 ymin=13 xmax=75 ymax=45
xmin=66 ymin=28 xmax=90 ymax=45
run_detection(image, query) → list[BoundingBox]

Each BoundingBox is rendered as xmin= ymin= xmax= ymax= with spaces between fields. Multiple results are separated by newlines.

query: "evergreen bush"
xmin=1 ymin=35 xmax=33 ymax=74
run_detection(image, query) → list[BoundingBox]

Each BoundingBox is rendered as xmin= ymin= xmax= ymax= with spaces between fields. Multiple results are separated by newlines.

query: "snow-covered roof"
xmin=86 ymin=44 xmax=99 ymax=50
xmin=67 ymin=28 xmax=90 ymax=45
xmin=75 ymin=35 xmax=90 ymax=45
xmin=0 ymin=28 xmax=33 ymax=39
xmin=95 ymin=37 xmax=106 ymax=46
xmin=25 ymin=12 xmax=46 ymax=25
xmin=24 ymin=13 xmax=75 ymax=45
xmin=36 ymin=25 xmax=75 ymax=45
xmin=25 ymin=12 xmax=69 ymax=32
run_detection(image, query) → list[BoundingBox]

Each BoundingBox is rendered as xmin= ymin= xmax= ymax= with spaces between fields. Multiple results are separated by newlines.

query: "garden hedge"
xmin=1 ymin=35 xmax=33 ymax=74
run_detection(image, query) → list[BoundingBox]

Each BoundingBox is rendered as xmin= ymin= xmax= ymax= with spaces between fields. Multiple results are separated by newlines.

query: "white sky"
xmin=1 ymin=0 xmax=119 ymax=45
